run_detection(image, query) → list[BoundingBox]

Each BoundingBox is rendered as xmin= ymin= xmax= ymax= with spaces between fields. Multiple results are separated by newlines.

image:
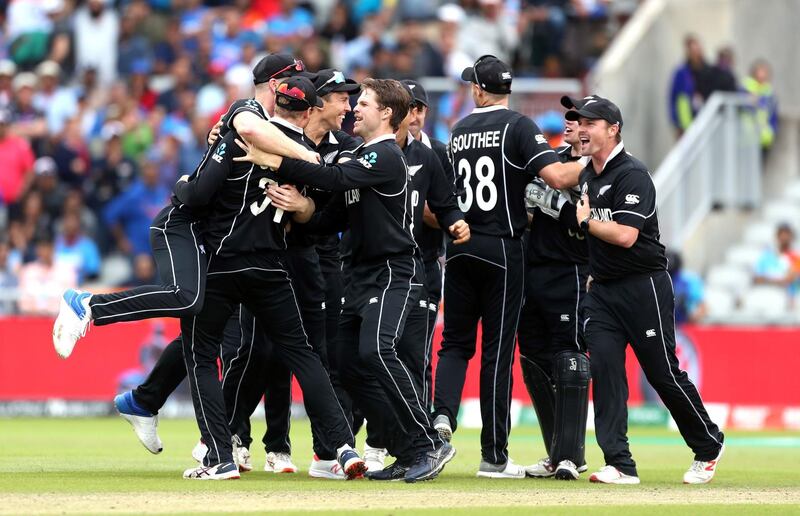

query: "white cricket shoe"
xmin=113 ymin=391 xmax=162 ymax=454
xmin=683 ymin=445 xmax=724 ymax=484
xmin=53 ymin=289 xmax=92 ymax=359
xmin=230 ymin=435 xmax=252 ymax=473
xmin=554 ymin=459 xmax=580 ymax=480
xmin=589 ymin=465 xmax=640 ymax=485
xmin=183 ymin=461 xmax=240 ymax=480
xmin=191 ymin=440 xmax=208 ymax=463
xmin=432 ymin=414 xmax=453 ymax=442
xmin=363 ymin=445 xmax=387 ymax=472
xmin=308 ymin=454 xmax=345 ymax=480
xmin=477 ymin=459 xmax=527 ymax=479
xmin=525 ymin=457 xmax=555 ymax=478
xmin=265 ymin=452 xmax=298 ymax=473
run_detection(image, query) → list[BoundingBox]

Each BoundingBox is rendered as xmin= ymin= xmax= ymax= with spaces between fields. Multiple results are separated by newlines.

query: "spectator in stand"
xmin=10 ymin=72 xmax=48 ymax=152
xmin=458 ymin=0 xmax=519 ymax=64
xmin=73 ymin=0 xmax=119 ymax=86
xmin=0 ymin=237 xmax=18 ymax=315
xmin=0 ymin=107 xmax=35 ymax=207
xmin=395 ymin=18 xmax=445 ymax=78
xmin=5 ymin=0 xmax=53 ymax=69
xmin=51 ymin=117 xmax=91 ymax=189
xmin=31 ymin=156 xmax=67 ymax=222
xmin=667 ymin=250 xmax=707 ymax=325
xmin=87 ymin=121 xmax=138 ymax=211
xmin=743 ymin=59 xmax=779 ymax=153
xmin=59 ymin=189 xmax=99 ymax=243
xmin=9 ymin=190 xmax=53 ymax=260
xmin=54 ymin=211 xmax=101 ymax=284
xmin=103 ymin=160 xmax=168 ymax=256
xmin=705 ymin=47 xmax=737 ymax=95
xmin=18 ymin=231 xmax=77 ymax=316
xmin=754 ymin=222 xmax=800 ymax=295
xmin=0 ymin=59 xmax=16 ymax=108
xmin=669 ymin=34 xmax=709 ymax=137
xmin=33 ymin=60 xmax=79 ymax=136
xmin=130 ymin=253 xmax=157 ymax=287
xmin=43 ymin=0 xmax=74 ymax=76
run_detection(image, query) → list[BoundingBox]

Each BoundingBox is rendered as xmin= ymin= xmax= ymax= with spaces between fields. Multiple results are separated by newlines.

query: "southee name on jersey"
xmin=450 ymin=130 xmax=502 ymax=151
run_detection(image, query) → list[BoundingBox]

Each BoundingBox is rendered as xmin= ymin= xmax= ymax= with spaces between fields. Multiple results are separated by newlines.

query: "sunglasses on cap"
xmin=270 ymin=59 xmax=305 ymax=80
xmin=277 ymin=83 xmax=313 ymax=107
xmin=316 ymin=71 xmax=346 ymax=93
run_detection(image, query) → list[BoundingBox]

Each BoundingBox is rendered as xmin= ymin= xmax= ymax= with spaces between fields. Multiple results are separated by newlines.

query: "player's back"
xmin=449 ymin=106 xmax=534 ymax=239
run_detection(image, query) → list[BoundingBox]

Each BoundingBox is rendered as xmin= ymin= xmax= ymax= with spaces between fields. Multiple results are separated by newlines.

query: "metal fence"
xmin=653 ymin=92 xmax=761 ymax=250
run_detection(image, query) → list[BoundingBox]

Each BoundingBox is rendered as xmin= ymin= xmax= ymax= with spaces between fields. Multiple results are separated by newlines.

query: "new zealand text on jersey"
xmin=450 ymin=130 xmax=501 ymax=152
xmin=590 ymin=207 xmax=613 ymax=222
xmin=345 ymin=188 xmax=360 ymax=205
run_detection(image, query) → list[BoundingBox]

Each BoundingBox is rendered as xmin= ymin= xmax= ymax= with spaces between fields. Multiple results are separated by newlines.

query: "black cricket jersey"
xmin=579 ymin=143 xmax=667 ymax=281
xmin=196 ymin=101 xmax=293 ymax=257
xmin=268 ymin=117 xmax=318 ymax=249
xmin=448 ymin=105 xmax=559 ymax=239
xmin=418 ymin=131 xmax=454 ymax=262
xmin=402 ymin=134 xmax=462 ymax=262
xmin=278 ymin=134 xmax=416 ymax=265
xmin=308 ymin=130 xmax=362 ymax=270
xmin=527 ymin=145 xmax=588 ymax=266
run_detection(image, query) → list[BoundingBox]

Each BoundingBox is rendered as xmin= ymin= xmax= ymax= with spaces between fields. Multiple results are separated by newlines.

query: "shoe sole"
xmin=476 ymin=471 xmax=526 ymax=479
xmin=589 ymin=474 xmax=640 ymax=485
xmin=526 ymin=471 xmax=555 ymax=478
xmin=344 ymin=460 xmax=367 ymax=480
xmin=308 ymin=470 xmax=345 ymax=480
xmin=239 ymin=464 xmax=253 ymax=473
xmin=554 ymin=468 xmax=579 ymax=480
xmin=52 ymin=299 xmax=74 ymax=359
xmin=405 ymin=446 xmax=457 ymax=483
xmin=117 ymin=411 xmax=162 ymax=454
xmin=184 ymin=471 xmax=241 ymax=480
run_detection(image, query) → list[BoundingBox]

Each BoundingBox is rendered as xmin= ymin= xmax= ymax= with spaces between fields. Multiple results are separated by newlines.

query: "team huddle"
xmin=51 ymin=53 xmax=725 ymax=485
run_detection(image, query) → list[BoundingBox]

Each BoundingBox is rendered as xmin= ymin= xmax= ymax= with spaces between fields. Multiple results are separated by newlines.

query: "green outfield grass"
xmin=1 ymin=417 xmax=799 ymax=514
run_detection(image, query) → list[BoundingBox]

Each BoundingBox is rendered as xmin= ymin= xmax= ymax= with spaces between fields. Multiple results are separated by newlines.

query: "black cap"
xmin=560 ymin=94 xmax=601 ymax=110
xmin=401 ymin=79 xmax=428 ymax=107
xmin=275 ymin=76 xmax=323 ymax=110
xmin=252 ymin=54 xmax=305 ymax=85
xmin=310 ymin=69 xmax=361 ymax=97
xmin=565 ymin=96 xmax=623 ymax=128
xmin=460 ymin=55 xmax=512 ymax=95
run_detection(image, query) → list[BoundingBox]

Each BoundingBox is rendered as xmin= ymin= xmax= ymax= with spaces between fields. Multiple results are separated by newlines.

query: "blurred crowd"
xmin=0 ymin=0 xmax=638 ymax=316
xmin=668 ymin=33 xmax=778 ymax=151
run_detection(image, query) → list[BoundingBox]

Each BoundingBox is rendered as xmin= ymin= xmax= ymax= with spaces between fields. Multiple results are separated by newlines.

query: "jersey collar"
xmin=472 ymin=105 xmax=508 ymax=114
xmin=327 ymin=131 xmax=339 ymax=145
xmin=419 ymin=130 xmax=432 ymax=149
xmin=596 ymin=140 xmax=625 ymax=173
xmin=270 ymin=116 xmax=304 ymax=135
xmin=363 ymin=133 xmax=396 ymax=147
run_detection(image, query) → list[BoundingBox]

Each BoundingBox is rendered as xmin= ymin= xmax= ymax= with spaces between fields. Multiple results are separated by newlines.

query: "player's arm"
xmin=265 ymin=184 xmax=316 ymax=223
xmin=510 ymin=116 xmax=584 ymax=189
xmin=576 ymin=171 xmax=654 ymax=248
xmin=231 ymin=111 xmax=318 ymax=164
xmin=234 ymin=138 xmax=391 ymax=191
xmin=425 ymin=153 xmax=470 ymax=243
xmin=173 ymin=132 xmax=238 ymax=207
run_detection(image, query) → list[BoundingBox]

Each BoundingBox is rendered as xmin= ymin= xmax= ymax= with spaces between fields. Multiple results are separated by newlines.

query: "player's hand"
xmin=207 ymin=116 xmax=223 ymax=146
xmin=178 ymin=174 xmax=190 ymax=183
xmin=234 ymin=138 xmax=283 ymax=169
xmin=266 ymin=184 xmax=309 ymax=213
xmin=586 ymin=274 xmax=593 ymax=292
xmin=576 ymin=193 xmax=591 ymax=222
xmin=449 ymin=219 xmax=470 ymax=245
xmin=302 ymin=149 xmax=321 ymax=164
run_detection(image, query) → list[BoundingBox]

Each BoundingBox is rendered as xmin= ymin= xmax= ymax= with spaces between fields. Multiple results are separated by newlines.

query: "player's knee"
xmin=176 ymin=288 xmax=204 ymax=315
xmin=553 ymin=351 xmax=591 ymax=385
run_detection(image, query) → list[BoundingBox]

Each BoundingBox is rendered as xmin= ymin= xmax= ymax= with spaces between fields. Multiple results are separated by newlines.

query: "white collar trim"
xmin=328 ymin=131 xmax=339 ymax=144
xmin=597 ymin=140 xmax=625 ymax=172
xmin=364 ymin=133 xmax=396 ymax=147
xmin=271 ymin=116 xmax=304 ymax=135
xmin=472 ymin=105 xmax=508 ymax=114
xmin=419 ymin=131 xmax=432 ymax=149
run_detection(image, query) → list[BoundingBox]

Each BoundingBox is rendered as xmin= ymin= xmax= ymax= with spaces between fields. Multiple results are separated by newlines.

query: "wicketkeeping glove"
xmin=525 ymin=180 xmax=568 ymax=219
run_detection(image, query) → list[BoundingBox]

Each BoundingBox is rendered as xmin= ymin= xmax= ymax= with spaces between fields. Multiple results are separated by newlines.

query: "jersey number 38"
xmin=457 ymin=157 xmax=498 ymax=212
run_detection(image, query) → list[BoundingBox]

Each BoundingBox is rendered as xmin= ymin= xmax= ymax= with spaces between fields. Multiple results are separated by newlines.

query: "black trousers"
xmin=434 ymin=235 xmax=525 ymax=465
xmin=337 ymin=255 xmax=441 ymax=458
xmin=422 ymin=258 xmax=443 ymax=411
xmin=583 ymin=271 xmax=724 ymax=476
xmin=133 ymin=334 xmax=186 ymax=415
xmin=518 ymin=262 xmax=588 ymax=370
xmin=181 ymin=252 xmax=353 ymax=466
xmin=91 ymin=206 xmax=206 ymax=324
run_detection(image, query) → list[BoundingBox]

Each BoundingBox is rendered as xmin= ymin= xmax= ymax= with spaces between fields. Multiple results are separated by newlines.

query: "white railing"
xmin=654 ymin=92 xmax=761 ymax=249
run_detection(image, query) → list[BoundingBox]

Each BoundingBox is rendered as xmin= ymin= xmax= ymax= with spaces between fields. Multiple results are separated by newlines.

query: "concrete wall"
xmin=590 ymin=0 xmax=798 ymax=168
